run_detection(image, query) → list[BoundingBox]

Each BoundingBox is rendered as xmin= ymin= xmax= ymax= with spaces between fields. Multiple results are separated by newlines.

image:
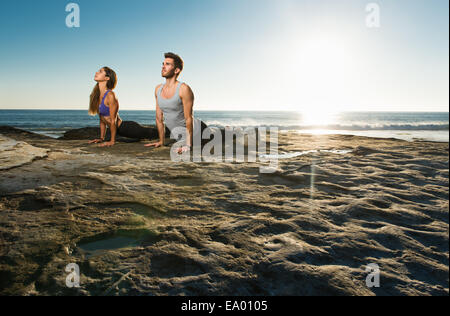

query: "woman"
xmin=88 ymin=67 xmax=157 ymax=147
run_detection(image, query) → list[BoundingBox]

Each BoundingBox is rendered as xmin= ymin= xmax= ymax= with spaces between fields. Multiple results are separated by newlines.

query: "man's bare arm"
xmin=180 ymin=83 xmax=194 ymax=148
xmin=153 ymin=103 xmax=165 ymax=144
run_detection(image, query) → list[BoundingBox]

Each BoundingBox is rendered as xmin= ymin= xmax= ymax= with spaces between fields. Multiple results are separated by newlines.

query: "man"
xmin=145 ymin=52 xmax=201 ymax=154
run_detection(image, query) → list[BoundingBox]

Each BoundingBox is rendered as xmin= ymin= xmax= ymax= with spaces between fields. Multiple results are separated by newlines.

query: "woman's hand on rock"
xmin=88 ymin=139 xmax=103 ymax=144
xmin=144 ymin=141 xmax=163 ymax=148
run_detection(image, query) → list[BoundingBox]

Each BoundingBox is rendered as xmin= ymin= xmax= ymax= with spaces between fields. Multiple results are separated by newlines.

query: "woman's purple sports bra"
xmin=99 ymin=90 xmax=111 ymax=117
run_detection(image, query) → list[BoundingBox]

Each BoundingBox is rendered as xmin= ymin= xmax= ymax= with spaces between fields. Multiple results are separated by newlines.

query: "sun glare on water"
xmin=300 ymin=109 xmax=338 ymax=127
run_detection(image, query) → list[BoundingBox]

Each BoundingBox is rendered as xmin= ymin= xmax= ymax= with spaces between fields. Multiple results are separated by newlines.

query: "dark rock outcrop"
xmin=59 ymin=126 xmax=165 ymax=141
xmin=0 ymin=126 xmax=53 ymax=140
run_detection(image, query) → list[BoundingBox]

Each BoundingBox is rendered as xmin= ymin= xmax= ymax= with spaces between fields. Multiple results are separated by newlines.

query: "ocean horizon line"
xmin=0 ymin=109 xmax=449 ymax=113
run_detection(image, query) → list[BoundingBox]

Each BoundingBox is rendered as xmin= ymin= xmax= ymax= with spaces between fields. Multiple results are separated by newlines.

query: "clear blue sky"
xmin=0 ymin=0 xmax=448 ymax=112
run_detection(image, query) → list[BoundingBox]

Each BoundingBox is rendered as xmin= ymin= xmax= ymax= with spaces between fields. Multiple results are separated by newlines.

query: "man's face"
xmin=161 ymin=58 xmax=178 ymax=78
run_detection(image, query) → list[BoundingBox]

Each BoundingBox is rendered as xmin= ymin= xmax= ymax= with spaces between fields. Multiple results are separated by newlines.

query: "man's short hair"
xmin=165 ymin=52 xmax=184 ymax=75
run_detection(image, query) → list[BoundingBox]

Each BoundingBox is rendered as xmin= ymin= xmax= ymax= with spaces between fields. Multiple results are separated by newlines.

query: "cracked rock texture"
xmin=0 ymin=126 xmax=448 ymax=296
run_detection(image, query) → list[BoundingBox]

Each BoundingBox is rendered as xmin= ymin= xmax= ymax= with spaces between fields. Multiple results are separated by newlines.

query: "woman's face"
xmin=94 ymin=68 xmax=109 ymax=82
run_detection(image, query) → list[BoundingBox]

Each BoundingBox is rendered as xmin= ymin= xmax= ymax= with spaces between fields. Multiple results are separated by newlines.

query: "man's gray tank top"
xmin=157 ymin=81 xmax=186 ymax=134
xmin=157 ymin=81 xmax=203 ymax=142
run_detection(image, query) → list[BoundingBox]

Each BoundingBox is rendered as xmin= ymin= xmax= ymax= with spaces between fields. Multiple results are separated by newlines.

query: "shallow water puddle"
xmin=77 ymin=229 xmax=160 ymax=257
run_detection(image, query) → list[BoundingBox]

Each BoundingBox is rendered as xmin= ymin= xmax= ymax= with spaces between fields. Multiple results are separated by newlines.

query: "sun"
xmin=291 ymin=29 xmax=357 ymax=119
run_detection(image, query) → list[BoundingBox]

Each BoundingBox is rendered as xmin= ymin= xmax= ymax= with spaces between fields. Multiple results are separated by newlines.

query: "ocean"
xmin=0 ymin=110 xmax=448 ymax=142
